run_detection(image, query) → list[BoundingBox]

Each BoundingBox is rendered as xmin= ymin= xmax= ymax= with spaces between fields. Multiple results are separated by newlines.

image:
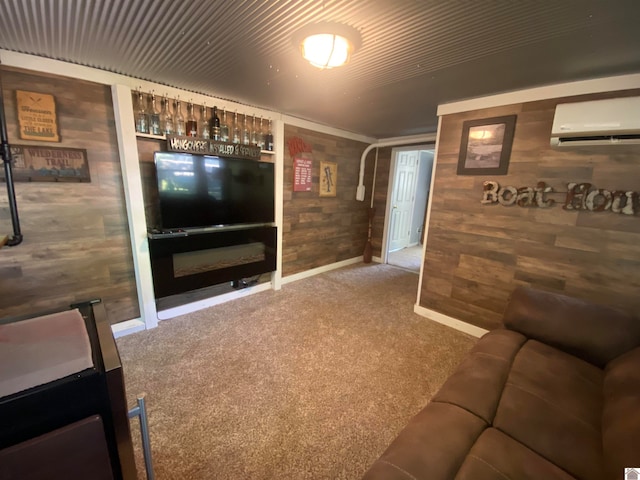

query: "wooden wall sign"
xmin=16 ymin=90 xmax=60 ymax=142
xmin=319 ymin=161 xmax=337 ymax=197
xmin=166 ymin=135 xmax=261 ymax=160
xmin=2 ymin=145 xmax=90 ymax=182
xmin=293 ymin=154 xmax=313 ymax=192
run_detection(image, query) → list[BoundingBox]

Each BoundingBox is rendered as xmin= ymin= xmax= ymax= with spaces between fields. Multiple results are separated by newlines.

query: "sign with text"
xmin=167 ymin=135 xmax=262 ymax=160
xmin=293 ymin=154 xmax=313 ymax=192
xmin=16 ymin=90 xmax=60 ymax=142
xmin=482 ymin=180 xmax=640 ymax=215
xmin=1 ymin=145 xmax=90 ymax=182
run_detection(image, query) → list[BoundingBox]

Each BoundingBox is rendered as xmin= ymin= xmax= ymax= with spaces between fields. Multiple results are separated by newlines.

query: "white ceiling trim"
xmin=437 ymin=73 xmax=640 ymax=116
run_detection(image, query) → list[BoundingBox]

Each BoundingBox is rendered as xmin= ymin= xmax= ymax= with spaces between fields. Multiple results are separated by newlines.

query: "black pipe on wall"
xmin=0 ymin=69 xmax=23 ymax=246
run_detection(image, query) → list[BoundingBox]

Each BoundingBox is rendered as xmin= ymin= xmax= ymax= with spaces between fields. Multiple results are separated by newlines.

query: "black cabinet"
xmin=148 ymin=225 xmax=277 ymax=298
xmin=0 ymin=301 xmax=137 ymax=480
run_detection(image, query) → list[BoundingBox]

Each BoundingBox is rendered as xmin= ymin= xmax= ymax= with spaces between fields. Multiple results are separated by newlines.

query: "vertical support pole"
xmin=272 ymin=116 xmax=284 ymax=290
xmin=0 ymin=67 xmax=23 ymax=246
xmin=111 ymin=84 xmax=158 ymax=329
xmin=128 ymin=393 xmax=155 ymax=480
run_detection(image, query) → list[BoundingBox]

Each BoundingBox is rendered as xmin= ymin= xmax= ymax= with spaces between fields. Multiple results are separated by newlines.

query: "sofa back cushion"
xmin=603 ymin=347 xmax=640 ymax=479
xmin=503 ymin=286 xmax=640 ymax=368
xmin=494 ymin=339 xmax=604 ymax=480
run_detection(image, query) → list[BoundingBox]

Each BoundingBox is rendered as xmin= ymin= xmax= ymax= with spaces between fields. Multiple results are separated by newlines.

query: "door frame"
xmin=381 ymin=144 xmax=435 ymax=264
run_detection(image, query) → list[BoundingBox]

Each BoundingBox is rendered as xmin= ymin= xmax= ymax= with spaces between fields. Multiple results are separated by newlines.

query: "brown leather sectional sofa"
xmin=362 ymin=286 xmax=640 ymax=479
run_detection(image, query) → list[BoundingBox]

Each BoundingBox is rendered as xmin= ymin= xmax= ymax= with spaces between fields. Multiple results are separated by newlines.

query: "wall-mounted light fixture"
xmin=293 ymin=22 xmax=361 ymax=69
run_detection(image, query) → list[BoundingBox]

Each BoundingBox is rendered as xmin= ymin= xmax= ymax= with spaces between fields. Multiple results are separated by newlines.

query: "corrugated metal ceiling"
xmin=0 ymin=0 xmax=639 ymax=138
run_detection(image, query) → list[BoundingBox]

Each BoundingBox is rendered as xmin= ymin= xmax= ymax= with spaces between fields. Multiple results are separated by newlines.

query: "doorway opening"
xmin=383 ymin=146 xmax=435 ymax=273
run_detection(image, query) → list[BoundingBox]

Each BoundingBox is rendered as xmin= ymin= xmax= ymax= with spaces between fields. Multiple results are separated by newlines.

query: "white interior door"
xmin=388 ymin=151 xmax=419 ymax=252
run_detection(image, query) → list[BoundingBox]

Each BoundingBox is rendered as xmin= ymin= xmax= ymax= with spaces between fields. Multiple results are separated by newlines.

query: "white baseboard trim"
xmin=281 ymin=257 xmax=363 ymax=285
xmin=414 ymin=305 xmax=488 ymax=338
xmin=371 ymin=256 xmax=383 ymax=263
xmin=111 ymin=318 xmax=146 ymax=338
xmin=157 ymin=282 xmax=273 ymax=320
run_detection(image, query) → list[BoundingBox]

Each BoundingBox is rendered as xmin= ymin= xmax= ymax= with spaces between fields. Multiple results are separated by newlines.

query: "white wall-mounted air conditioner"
xmin=550 ymin=96 xmax=640 ymax=147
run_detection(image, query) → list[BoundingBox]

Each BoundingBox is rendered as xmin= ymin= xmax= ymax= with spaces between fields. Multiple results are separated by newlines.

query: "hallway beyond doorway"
xmin=387 ymin=245 xmax=422 ymax=273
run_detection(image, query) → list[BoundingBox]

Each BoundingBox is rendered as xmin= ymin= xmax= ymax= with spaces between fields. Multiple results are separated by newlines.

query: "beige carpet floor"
xmin=117 ymin=263 xmax=476 ymax=480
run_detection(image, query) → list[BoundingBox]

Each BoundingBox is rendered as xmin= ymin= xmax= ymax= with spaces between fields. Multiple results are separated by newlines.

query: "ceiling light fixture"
xmin=293 ymin=22 xmax=361 ymax=69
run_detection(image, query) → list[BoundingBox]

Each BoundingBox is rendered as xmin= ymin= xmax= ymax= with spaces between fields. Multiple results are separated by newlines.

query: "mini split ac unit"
xmin=550 ymin=96 xmax=640 ymax=147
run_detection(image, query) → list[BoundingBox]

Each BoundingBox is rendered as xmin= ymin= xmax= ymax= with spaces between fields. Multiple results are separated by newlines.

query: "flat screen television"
xmin=154 ymin=152 xmax=275 ymax=230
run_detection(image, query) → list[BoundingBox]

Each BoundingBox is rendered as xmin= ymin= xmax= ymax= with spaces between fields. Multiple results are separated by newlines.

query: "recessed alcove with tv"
xmin=147 ymin=151 xmax=277 ymax=300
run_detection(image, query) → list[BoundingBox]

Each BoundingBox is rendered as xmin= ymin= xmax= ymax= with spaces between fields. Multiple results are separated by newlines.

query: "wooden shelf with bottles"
xmin=134 ymin=131 xmax=275 ymax=155
xmin=132 ymin=90 xmax=275 ymax=155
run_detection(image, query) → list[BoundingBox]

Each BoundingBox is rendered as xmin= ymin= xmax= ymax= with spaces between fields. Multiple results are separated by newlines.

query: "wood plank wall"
xmin=420 ymin=89 xmax=640 ymax=330
xmin=0 ymin=67 xmax=139 ymax=323
xmin=282 ymin=125 xmax=374 ymax=276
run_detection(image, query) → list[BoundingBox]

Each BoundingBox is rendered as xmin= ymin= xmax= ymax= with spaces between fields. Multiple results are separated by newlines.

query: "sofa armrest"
xmin=502 ymin=286 xmax=640 ymax=368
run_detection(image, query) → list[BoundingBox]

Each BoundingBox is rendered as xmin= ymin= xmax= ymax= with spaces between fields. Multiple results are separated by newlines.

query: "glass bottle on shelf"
xmin=162 ymin=94 xmax=174 ymax=135
xmin=220 ymin=109 xmax=229 ymax=142
xmin=250 ymin=115 xmax=258 ymax=146
xmin=200 ymin=104 xmax=210 ymax=139
xmin=242 ymin=115 xmax=250 ymax=145
xmin=174 ymin=97 xmax=186 ymax=136
xmin=232 ymin=111 xmax=240 ymax=144
xmin=265 ymin=119 xmax=274 ymax=151
xmin=257 ymin=116 xmax=265 ymax=150
xmin=186 ymin=100 xmax=198 ymax=137
xmin=210 ymin=106 xmax=221 ymax=141
xmin=149 ymin=91 xmax=162 ymax=136
xmin=135 ymin=89 xmax=149 ymax=134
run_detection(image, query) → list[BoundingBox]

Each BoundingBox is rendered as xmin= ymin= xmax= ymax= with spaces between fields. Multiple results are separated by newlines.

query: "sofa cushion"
xmin=603 ymin=346 xmax=640 ymax=479
xmin=432 ymin=329 xmax=525 ymax=423
xmin=361 ymin=402 xmax=486 ymax=480
xmin=494 ymin=339 xmax=604 ymax=480
xmin=503 ymin=286 xmax=640 ymax=368
xmin=456 ymin=427 xmax=575 ymax=480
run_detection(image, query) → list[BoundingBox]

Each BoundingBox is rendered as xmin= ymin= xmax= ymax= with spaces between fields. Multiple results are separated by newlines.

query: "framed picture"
xmin=457 ymin=115 xmax=516 ymax=175
xmin=319 ymin=160 xmax=337 ymax=197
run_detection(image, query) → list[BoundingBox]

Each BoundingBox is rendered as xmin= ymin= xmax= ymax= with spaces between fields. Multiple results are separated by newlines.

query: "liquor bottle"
xmin=149 ymin=91 xmax=162 ymax=135
xmin=135 ymin=89 xmax=149 ymax=134
xmin=200 ymin=104 xmax=210 ymax=139
xmin=242 ymin=115 xmax=250 ymax=145
xmin=220 ymin=109 xmax=229 ymax=142
xmin=186 ymin=101 xmax=198 ymax=137
xmin=210 ymin=106 xmax=221 ymax=141
xmin=265 ymin=119 xmax=274 ymax=151
xmin=162 ymin=94 xmax=174 ymax=135
xmin=250 ymin=115 xmax=258 ymax=146
xmin=174 ymin=97 xmax=185 ymax=136
xmin=232 ymin=111 xmax=240 ymax=144
xmin=257 ymin=116 xmax=265 ymax=150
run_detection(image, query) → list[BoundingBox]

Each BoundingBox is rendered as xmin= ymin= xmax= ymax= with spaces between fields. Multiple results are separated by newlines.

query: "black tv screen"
xmin=154 ymin=152 xmax=275 ymax=230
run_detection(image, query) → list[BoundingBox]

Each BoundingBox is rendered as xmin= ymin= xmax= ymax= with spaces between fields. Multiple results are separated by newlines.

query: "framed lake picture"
xmin=457 ymin=115 xmax=516 ymax=175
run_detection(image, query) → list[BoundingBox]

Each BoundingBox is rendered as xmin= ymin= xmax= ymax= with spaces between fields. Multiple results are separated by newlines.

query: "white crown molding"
xmin=282 ymin=114 xmax=375 ymax=143
xmin=437 ymin=73 xmax=640 ymax=116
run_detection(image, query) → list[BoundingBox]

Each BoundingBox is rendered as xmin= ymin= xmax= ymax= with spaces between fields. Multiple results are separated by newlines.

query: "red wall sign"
xmin=293 ymin=155 xmax=313 ymax=192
